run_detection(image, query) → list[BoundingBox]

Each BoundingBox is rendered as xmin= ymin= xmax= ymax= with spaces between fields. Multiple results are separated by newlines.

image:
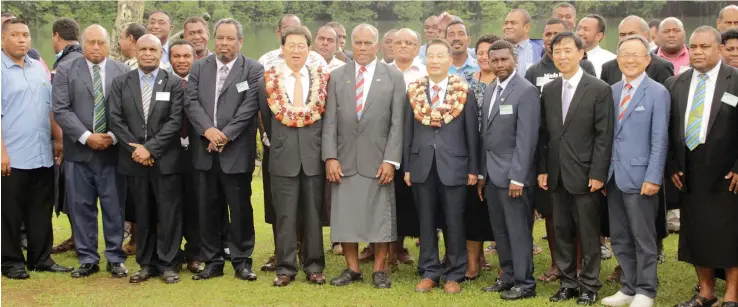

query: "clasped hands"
xmin=129 ymin=143 xmax=154 ymax=166
xmin=204 ymin=127 xmax=228 ymax=153
xmin=325 ymin=159 xmax=396 ymax=185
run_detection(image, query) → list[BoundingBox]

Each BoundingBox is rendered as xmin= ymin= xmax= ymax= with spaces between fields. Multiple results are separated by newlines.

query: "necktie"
xmin=562 ymin=81 xmax=574 ymax=124
xmin=92 ymin=64 xmax=106 ymax=133
xmin=516 ymin=45 xmax=525 ymax=72
xmin=431 ymin=84 xmax=441 ymax=109
xmin=141 ymin=74 xmax=152 ymax=124
xmin=180 ymin=78 xmax=189 ymax=139
xmin=618 ymin=83 xmax=633 ymax=121
xmin=292 ymin=71 xmax=304 ymax=107
xmin=356 ymin=65 xmax=367 ymax=118
xmin=490 ymin=85 xmax=503 ymax=118
xmin=217 ymin=65 xmax=229 ymax=96
xmin=686 ymin=73 xmax=707 ymax=151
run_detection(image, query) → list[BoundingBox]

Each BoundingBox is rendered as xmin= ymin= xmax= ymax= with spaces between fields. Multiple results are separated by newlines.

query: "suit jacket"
xmin=403 ymin=77 xmax=480 ymax=186
xmin=184 ymin=54 xmax=264 ymax=174
xmin=600 ymin=53 xmax=674 ymax=86
xmin=322 ymin=60 xmax=405 ymax=178
xmin=258 ymin=66 xmax=324 ymax=177
xmin=480 ymin=73 xmax=540 ymax=188
xmin=665 ymin=63 xmax=738 ymax=191
xmin=107 ymin=68 xmax=184 ymax=176
xmin=607 ymin=76 xmax=670 ymax=193
xmin=538 ymin=71 xmax=614 ymax=194
xmin=53 ymin=56 xmax=128 ymax=164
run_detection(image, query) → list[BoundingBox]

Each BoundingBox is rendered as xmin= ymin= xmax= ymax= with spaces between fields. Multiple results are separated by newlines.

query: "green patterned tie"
xmin=685 ymin=73 xmax=707 ymax=151
xmin=93 ymin=64 xmax=106 ymax=133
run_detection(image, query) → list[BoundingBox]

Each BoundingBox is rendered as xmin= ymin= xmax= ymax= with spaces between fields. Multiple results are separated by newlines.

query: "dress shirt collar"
xmin=517 ymin=39 xmax=531 ymax=50
xmin=216 ymin=56 xmax=237 ymax=71
xmin=389 ymin=57 xmax=423 ymax=72
xmin=355 ymin=57 xmax=378 ymax=75
xmin=288 ymin=65 xmax=309 ymax=79
xmin=692 ymin=60 xmax=721 ymax=81
xmin=562 ymin=65 xmax=584 ymax=89
xmin=623 ymin=71 xmax=647 ymax=91
xmin=1 ymin=52 xmax=32 ymax=68
xmin=429 ymin=76 xmax=449 ymax=93
xmin=497 ymin=70 xmax=517 ymax=90
xmin=138 ymin=67 xmax=159 ymax=81
xmin=86 ymin=58 xmax=107 ymax=72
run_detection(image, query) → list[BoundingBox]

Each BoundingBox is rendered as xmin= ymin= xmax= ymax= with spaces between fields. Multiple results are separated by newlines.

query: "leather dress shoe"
xmin=235 ymin=267 xmax=257 ymax=281
xmin=162 ymin=270 xmax=180 ymax=284
xmin=673 ymin=295 xmax=719 ymax=307
xmin=501 ymin=287 xmax=536 ymax=300
xmin=261 ymin=255 xmax=276 ymax=272
xmin=444 ymin=281 xmax=462 ymax=294
xmin=330 ymin=268 xmax=363 ymax=286
xmin=192 ymin=264 xmax=224 ymax=280
xmin=577 ymin=290 xmax=598 ymax=305
xmin=51 ymin=237 xmax=76 ymax=254
xmin=723 ymin=302 xmax=738 ymax=307
xmin=31 ymin=264 xmax=74 ymax=273
xmin=415 ymin=278 xmax=437 ymax=293
xmin=372 ymin=271 xmax=391 ymax=289
xmin=306 ymin=272 xmax=326 ymax=285
xmin=3 ymin=268 xmax=30 ymax=279
xmin=129 ymin=266 xmax=159 ymax=283
xmin=483 ymin=279 xmax=514 ymax=292
xmin=273 ymin=274 xmax=295 ymax=287
xmin=106 ymin=262 xmax=128 ymax=278
xmin=71 ymin=263 xmax=100 ymax=278
xmin=359 ymin=245 xmax=374 ymax=262
xmin=549 ymin=287 xmax=579 ymax=302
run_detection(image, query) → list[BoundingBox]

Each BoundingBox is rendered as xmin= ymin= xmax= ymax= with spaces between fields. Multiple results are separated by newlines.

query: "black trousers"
xmin=196 ymin=155 xmax=255 ymax=270
xmin=128 ymin=171 xmax=183 ymax=271
xmin=179 ymin=147 xmax=201 ymax=262
xmin=1 ymin=167 xmax=55 ymax=271
xmin=551 ymin=181 xmax=602 ymax=292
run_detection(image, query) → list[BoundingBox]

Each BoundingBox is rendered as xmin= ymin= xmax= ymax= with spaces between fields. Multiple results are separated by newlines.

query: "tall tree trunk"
xmin=110 ymin=0 xmax=145 ymax=61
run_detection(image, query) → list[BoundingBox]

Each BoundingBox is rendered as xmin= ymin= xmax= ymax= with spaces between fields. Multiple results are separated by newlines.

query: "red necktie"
xmin=618 ymin=83 xmax=632 ymax=121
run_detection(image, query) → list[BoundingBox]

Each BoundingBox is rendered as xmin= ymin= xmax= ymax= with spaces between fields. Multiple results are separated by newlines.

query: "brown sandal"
xmin=52 ymin=237 xmax=76 ymax=254
xmin=606 ymin=265 xmax=622 ymax=283
xmin=538 ymin=267 xmax=559 ymax=282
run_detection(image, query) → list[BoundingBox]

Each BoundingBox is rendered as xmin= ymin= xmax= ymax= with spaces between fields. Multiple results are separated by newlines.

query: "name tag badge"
xmin=721 ymin=92 xmax=738 ymax=107
xmin=500 ymin=105 xmax=514 ymax=115
xmin=536 ymin=77 xmax=550 ymax=87
xmin=155 ymin=92 xmax=170 ymax=101
xmin=236 ymin=81 xmax=250 ymax=93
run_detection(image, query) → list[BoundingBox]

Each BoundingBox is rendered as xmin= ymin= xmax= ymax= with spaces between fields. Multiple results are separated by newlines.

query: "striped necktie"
xmin=431 ymin=84 xmax=441 ymax=109
xmin=141 ymin=74 xmax=152 ymax=124
xmin=618 ymin=83 xmax=633 ymax=121
xmin=92 ymin=64 xmax=106 ymax=133
xmin=356 ymin=65 xmax=367 ymax=118
xmin=686 ymin=73 xmax=707 ymax=151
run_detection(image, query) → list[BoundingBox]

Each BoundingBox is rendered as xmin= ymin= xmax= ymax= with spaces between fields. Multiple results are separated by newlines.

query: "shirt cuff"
xmin=78 ymin=131 xmax=92 ymax=144
xmin=510 ymin=180 xmax=524 ymax=187
xmin=107 ymin=132 xmax=118 ymax=145
xmin=383 ymin=160 xmax=400 ymax=170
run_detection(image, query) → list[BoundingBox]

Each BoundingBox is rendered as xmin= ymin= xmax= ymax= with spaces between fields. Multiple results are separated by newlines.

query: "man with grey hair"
xmin=718 ymin=4 xmax=738 ymax=32
xmin=389 ymin=28 xmax=426 ymax=86
xmin=504 ymin=8 xmax=542 ymax=76
xmin=259 ymin=14 xmax=327 ymax=70
xmin=380 ymin=29 xmax=398 ymax=64
xmin=185 ymin=18 xmax=264 ymax=282
xmin=53 ymin=24 xmax=129 ymax=278
xmin=600 ymin=34 xmax=670 ymax=307
xmin=656 ymin=17 xmax=689 ymax=74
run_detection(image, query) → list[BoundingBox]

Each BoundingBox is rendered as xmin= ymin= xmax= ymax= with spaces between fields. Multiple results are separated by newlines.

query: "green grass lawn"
xmin=0 ymin=177 xmax=717 ymax=306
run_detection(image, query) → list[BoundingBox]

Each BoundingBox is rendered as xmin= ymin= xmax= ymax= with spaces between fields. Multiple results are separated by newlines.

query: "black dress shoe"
xmin=129 ymin=266 xmax=160 ymax=284
xmin=330 ymin=268 xmax=363 ymax=286
xmin=501 ymin=287 xmax=536 ymax=300
xmin=31 ymin=264 xmax=74 ymax=273
xmin=576 ymin=290 xmax=598 ymax=305
xmin=482 ymin=279 xmax=514 ymax=293
xmin=192 ymin=264 xmax=224 ymax=280
xmin=2 ymin=268 xmax=30 ymax=280
xmin=549 ymin=287 xmax=579 ymax=302
xmin=106 ymin=262 xmax=128 ymax=278
xmin=674 ymin=295 xmax=719 ymax=307
xmin=372 ymin=271 xmax=391 ymax=289
xmin=235 ymin=268 xmax=257 ymax=281
xmin=71 ymin=263 xmax=100 ymax=278
xmin=162 ymin=270 xmax=180 ymax=284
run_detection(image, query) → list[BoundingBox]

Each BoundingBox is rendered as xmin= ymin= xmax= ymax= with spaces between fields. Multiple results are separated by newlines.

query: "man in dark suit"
xmin=538 ymin=32 xmax=614 ymax=305
xmin=478 ymin=40 xmax=540 ymax=300
xmin=107 ymin=34 xmax=184 ymax=284
xmin=404 ymin=39 xmax=480 ymax=294
xmin=666 ymin=26 xmax=738 ymax=307
xmin=184 ymin=18 xmax=263 ymax=281
xmin=53 ymin=24 xmax=129 ymax=278
xmin=258 ymin=26 xmax=327 ymax=287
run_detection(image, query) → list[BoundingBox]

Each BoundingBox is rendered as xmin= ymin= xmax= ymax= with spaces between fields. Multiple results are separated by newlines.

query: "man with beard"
xmin=147 ymin=11 xmax=173 ymax=69
xmin=183 ymin=17 xmax=212 ymax=61
xmin=313 ymin=25 xmax=345 ymax=72
xmin=576 ymin=14 xmax=616 ymax=78
xmin=655 ymin=17 xmax=689 ymax=75
xmin=445 ymin=20 xmax=478 ymax=77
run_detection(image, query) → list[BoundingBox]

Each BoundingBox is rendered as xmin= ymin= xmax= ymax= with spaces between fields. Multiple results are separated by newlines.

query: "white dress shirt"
xmin=684 ymin=61 xmax=721 ymax=145
xmin=388 ymin=58 xmax=427 ymax=87
xmin=327 ymin=57 xmax=346 ymax=72
xmin=79 ymin=58 xmax=117 ymax=145
xmin=428 ymin=76 xmax=449 ymax=104
xmin=356 ymin=58 xmax=399 ymax=168
xmin=586 ymin=45 xmax=617 ymax=78
xmin=213 ymin=57 xmax=237 ymax=127
xmin=285 ymin=66 xmax=310 ymax=105
xmin=561 ymin=66 xmax=585 ymax=122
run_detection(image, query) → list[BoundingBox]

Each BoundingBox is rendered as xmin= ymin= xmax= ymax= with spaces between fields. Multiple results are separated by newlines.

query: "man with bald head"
xmin=656 ymin=17 xmax=689 ymax=74
xmin=718 ymin=5 xmax=738 ymax=32
xmin=107 ymin=34 xmax=185 ymax=284
xmin=53 ymin=24 xmax=129 ymax=278
xmin=258 ymin=14 xmax=327 ymax=70
xmin=380 ymin=29 xmax=398 ymax=64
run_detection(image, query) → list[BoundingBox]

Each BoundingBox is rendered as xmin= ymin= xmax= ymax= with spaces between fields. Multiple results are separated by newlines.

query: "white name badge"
xmin=155 ymin=92 xmax=170 ymax=101
xmin=236 ymin=81 xmax=250 ymax=93
xmin=500 ymin=105 xmax=514 ymax=115
xmin=721 ymin=92 xmax=738 ymax=107
xmin=536 ymin=76 xmax=551 ymax=87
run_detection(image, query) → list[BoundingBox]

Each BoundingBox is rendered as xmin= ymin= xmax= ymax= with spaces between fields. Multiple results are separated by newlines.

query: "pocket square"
xmin=634 ymin=106 xmax=646 ymax=111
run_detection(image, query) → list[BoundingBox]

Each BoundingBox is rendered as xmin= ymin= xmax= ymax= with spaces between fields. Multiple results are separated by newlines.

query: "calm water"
xmin=30 ymin=17 xmax=715 ymax=66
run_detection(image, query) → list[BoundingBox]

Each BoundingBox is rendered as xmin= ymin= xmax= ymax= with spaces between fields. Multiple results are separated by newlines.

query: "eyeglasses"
xmin=393 ymin=40 xmax=417 ymax=46
xmin=284 ymin=43 xmax=308 ymax=51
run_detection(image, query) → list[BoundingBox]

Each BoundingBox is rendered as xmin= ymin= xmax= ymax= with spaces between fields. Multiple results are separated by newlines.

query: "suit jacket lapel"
xmin=361 ymin=63 xmax=387 ymax=117
xmin=549 ymin=78 xmax=564 ymax=128
xmin=489 ymin=78 xmax=517 ymax=126
xmin=202 ymin=57 xmax=217 ymax=116
xmin=563 ymin=76 xmax=589 ymax=130
xmin=104 ymin=60 xmax=119 ymax=99
xmin=217 ymin=55 xmax=244 ymax=102
xmin=707 ymin=64 xmax=731 ymax=137
xmin=617 ymin=79 xmax=649 ymax=135
xmin=149 ymin=70 xmax=169 ymax=118
xmin=482 ymin=81 xmax=496 ymax=130
xmin=76 ymin=58 xmax=94 ymax=97
xmin=346 ymin=61 xmax=357 ymax=113
xmin=127 ymin=71 xmax=144 ymax=120
xmin=676 ymin=70 xmax=693 ymax=143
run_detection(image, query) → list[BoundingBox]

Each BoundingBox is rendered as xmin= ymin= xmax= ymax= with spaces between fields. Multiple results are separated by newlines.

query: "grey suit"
xmin=184 ymin=54 xmax=263 ymax=270
xmin=322 ymin=60 xmax=404 ymax=243
xmin=258 ymin=67 xmax=325 ymax=277
xmin=480 ymin=72 xmax=539 ymax=290
xmin=52 ymin=56 xmax=128 ymax=265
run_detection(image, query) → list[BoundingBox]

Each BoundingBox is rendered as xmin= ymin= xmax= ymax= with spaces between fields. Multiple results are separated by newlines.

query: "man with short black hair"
xmin=577 ymin=14 xmax=616 ymax=78
xmin=326 ymin=21 xmax=352 ymax=62
xmin=656 ymin=17 xmax=689 ymax=74
xmin=553 ymin=3 xmax=577 ymax=31
xmin=648 ymin=19 xmax=660 ymax=50
xmin=313 ymin=25 xmax=345 ymax=72
xmin=51 ymin=18 xmax=81 ymax=73
xmin=380 ymin=29 xmax=398 ymax=64
xmin=445 ymin=20 xmax=478 ymax=77
xmin=182 ymin=17 xmax=211 ymax=60
xmin=503 ymin=8 xmax=542 ymax=76
xmin=722 ymin=28 xmax=738 ymax=67
xmin=119 ymin=23 xmax=148 ymax=69
xmin=147 ymin=11 xmax=173 ymax=68
xmin=258 ymin=14 xmax=326 ymax=70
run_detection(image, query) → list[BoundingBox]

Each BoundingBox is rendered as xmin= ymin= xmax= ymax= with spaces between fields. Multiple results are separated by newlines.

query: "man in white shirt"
xmin=258 ymin=14 xmax=327 ymax=70
xmin=313 ymin=25 xmax=345 ymax=72
xmin=388 ymin=28 xmax=427 ymax=86
xmin=146 ymin=11 xmax=172 ymax=70
xmin=577 ymin=14 xmax=616 ymax=78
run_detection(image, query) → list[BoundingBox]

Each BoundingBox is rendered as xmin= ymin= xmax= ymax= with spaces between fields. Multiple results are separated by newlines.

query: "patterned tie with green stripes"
xmin=685 ymin=73 xmax=707 ymax=151
xmin=93 ymin=64 xmax=106 ymax=133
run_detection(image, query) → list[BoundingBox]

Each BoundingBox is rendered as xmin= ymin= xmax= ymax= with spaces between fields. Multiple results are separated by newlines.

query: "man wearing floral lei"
xmin=403 ymin=38 xmax=481 ymax=294
xmin=257 ymin=25 xmax=330 ymax=287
